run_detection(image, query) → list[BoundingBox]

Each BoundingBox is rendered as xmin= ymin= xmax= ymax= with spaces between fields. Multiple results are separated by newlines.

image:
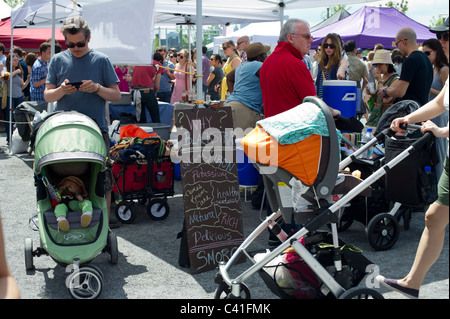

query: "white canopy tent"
xmin=10 ymin=0 xmax=156 ymax=65
xmin=213 ymin=21 xmax=281 ymax=54
xmin=0 ymin=1 xmax=11 ymax=20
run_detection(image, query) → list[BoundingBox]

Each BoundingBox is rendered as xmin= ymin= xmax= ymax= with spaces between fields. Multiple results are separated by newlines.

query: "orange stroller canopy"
xmin=241 ymin=101 xmax=340 ymax=187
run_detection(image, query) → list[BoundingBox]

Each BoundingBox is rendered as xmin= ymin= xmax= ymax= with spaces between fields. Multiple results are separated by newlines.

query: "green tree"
xmin=321 ymin=5 xmax=351 ymax=20
xmin=380 ymin=1 xmax=409 ymax=14
xmin=429 ymin=15 xmax=446 ymax=28
xmin=4 ymin=0 xmax=25 ymax=8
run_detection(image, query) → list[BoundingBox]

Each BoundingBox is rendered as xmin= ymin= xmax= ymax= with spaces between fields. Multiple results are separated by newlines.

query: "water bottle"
xmin=361 ymin=128 xmax=374 ymax=159
xmin=421 ymin=166 xmax=437 ymax=203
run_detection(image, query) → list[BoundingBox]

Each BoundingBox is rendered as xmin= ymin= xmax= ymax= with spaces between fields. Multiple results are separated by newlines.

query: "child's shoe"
xmin=57 ymin=216 xmax=70 ymax=232
xmin=81 ymin=212 xmax=92 ymax=228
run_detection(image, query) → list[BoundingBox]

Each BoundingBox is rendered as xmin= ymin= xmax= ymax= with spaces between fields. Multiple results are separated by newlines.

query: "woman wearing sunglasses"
xmin=170 ymin=49 xmax=191 ymax=105
xmin=220 ymin=40 xmax=241 ymax=100
xmin=315 ymin=33 xmax=348 ymax=99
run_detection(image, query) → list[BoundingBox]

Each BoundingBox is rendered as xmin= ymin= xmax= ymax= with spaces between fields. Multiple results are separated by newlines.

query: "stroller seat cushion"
xmin=44 ymin=207 xmax=102 ymax=231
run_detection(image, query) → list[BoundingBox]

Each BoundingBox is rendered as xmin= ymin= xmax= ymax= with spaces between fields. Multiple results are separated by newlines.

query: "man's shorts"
xmin=436 ymin=156 xmax=449 ymax=207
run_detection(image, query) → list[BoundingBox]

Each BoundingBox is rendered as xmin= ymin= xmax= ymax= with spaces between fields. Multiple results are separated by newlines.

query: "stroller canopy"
xmin=34 ymin=111 xmax=107 ymax=174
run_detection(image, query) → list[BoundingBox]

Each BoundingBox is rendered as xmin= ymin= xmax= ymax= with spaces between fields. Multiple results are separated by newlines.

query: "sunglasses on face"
xmin=423 ymin=50 xmax=432 ymax=56
xmin=323 ymin=43 xmax=335 ymax=49
xmin=222 ymin=46 xmax=229 ymax=50
xmin=178 ymin=55 xmax=184 ymax=59
xmin=436 ymin=32 xmax=449 ymax=41
xmin=65 ymin=41 xmax=87 ymax=48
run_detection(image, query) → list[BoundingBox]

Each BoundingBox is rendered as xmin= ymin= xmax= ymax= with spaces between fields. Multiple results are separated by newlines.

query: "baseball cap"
xmin=245 ymin=42 xmax=270 ymax=59
xmin=429 ymin=17 xmax=449 ymax=33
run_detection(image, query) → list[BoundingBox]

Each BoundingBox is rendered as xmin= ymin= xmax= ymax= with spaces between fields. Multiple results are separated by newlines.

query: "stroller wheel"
xmin=339 ymin=287 xmax=384 ymax=299
xmin=214 ymin=282 xmax=251 ymax=299
xmin=147 ymin=198 xmax=170 ymax=221
xmin=366 ymin=213 xmax=400 ymax=251
xmin=24 ymin=238 xmax=34 ymax=271
xmin=107 ymin=232 xmax=119 ymax=264
xmin=115 ymin=202 xmax=136 ymax=224
xmin=67 ymin=267 xmax=103 ymax=299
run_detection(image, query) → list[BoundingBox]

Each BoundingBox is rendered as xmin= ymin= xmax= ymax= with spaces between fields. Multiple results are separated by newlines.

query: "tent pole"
xmin=8 ymin=25 xmax=13 ymax=152
xmin=48 ymin=0 xmax=56 ymax=113
xmin=196 ymin=0 xmax=203 ymax=106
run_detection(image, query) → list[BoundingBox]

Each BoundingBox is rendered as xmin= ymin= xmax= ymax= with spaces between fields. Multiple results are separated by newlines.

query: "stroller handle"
xmin=382 ymin=123 xmax=435 ymax=152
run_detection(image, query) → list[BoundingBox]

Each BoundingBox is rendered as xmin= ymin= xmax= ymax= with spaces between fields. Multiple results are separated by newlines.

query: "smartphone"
xmin=67 ymin=81 xmax=83 ymax=89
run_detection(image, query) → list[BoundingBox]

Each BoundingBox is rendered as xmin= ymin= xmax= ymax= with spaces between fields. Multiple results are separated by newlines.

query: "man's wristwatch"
xmin=94 ymin=83 xmax=102 ymax=94
xmin=383 ymin=87 xmax=388 ymax=97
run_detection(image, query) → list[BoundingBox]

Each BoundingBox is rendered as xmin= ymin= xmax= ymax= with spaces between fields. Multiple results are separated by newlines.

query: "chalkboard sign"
xmin=174 ymin=107 xmax=244 ymax=274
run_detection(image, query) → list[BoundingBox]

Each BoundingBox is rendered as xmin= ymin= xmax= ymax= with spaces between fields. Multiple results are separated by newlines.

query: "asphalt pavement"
xmin=0 ymin=130 xmax=448 ymax=303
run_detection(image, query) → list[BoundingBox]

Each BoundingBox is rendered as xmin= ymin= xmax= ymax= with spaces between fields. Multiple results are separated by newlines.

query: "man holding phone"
xmin=45 ymin=16 xmax=121 ymax=227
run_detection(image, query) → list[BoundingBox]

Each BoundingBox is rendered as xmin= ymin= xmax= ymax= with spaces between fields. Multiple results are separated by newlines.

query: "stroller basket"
xmin=384 ymin=132 xmax=438 ymax=206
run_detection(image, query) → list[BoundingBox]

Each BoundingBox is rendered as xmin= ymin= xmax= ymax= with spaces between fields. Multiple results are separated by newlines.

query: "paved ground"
xmin=0 ymin=130 xmax=448 ymax=303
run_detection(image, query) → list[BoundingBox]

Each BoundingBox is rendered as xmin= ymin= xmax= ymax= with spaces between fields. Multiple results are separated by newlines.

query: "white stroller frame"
xmin=215 ymin=97 xmax=434 ymax=299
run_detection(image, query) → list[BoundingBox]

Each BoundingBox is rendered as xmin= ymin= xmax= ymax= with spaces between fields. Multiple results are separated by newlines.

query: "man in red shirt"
xmin=260 ymin=19 xmax=317 ymax=118
xmin=131 ymin=52 xmax=165 ymax=123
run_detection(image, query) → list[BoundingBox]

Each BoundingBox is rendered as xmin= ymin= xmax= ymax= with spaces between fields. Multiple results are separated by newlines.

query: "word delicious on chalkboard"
xmin=174 ymin=107 xmax=244 ymax=274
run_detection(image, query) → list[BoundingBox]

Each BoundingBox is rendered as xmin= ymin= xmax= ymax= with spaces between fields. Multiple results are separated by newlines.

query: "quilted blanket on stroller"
xmin=257 ymin=102 xmax=341 ymax=145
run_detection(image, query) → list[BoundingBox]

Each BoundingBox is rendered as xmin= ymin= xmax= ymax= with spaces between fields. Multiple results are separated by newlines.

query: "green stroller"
xmin=24 ymin=111 xmax=118 ymax=299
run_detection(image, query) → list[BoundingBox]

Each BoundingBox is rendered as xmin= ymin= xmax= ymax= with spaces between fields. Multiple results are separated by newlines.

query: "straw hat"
xmin=371 ymin=49 xmax=393 ymax=65
xmin=245 ymin=42 xmax=270 ymax=58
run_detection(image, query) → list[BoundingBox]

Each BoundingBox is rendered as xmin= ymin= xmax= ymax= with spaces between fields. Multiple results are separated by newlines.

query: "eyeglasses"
xmin=222 ymin=46 xmax=229 ymax=50
xmin=323 ymin=43 xmax=335 ymax=49
xmin=178 ymin=55 xmax=184 ymax=59
xmin=65 ymin=41 xmax=86 ymax=48
xmin=395 ymin=38 xmax=406 ymax=47
xmin=436 ymin=32 xmax=449 ymax=41
xmin=210 ymin=58 xmax=214 ymax=60
xmin=423 ymin=50 xmax=431 ymax=56
xmin=237 ymin=41 xmax=245 ymax=46
xmin=291 ymin=33 xmax=313 ymax=40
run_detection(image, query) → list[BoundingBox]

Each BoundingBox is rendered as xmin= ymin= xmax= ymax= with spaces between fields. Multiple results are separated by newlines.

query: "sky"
xmin=286 ymin=0 xmax=449 ymax=28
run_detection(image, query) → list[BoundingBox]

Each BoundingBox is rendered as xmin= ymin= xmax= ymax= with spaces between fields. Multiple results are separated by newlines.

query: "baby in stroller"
xmin=54 ymin=176 xmax=93 ymax=232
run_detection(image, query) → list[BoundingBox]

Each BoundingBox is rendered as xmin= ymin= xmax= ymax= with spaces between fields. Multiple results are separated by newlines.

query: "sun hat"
xmin=245 ymin=42 xmax=270 ymax=58
xmin=429 ymin=17 xmax=449 ymax=33
xmin=371 ymin=49 xmax=393 ymax=65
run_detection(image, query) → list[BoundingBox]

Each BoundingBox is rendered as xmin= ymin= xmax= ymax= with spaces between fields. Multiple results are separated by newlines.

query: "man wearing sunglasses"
xmin=45 ymin=16 xmax=121 ymax=227
xmin=260 ymin=18 xmax=317 ymax=118
xmin=378 ymin=27 xmax=432 ymax=107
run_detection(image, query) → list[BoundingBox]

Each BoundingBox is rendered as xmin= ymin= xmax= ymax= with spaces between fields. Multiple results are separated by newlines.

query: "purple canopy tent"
xmin=311 ymin=6 xmax=435 ymax=50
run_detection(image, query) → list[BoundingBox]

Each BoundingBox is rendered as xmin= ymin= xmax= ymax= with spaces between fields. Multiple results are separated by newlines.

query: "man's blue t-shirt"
xmin=47 ymin=49 xmax=119 ymax=131
xmin=159 ymin=60 xmax=174 ymax=93
xmin=226 ymin=61 xmax=263 ymax=113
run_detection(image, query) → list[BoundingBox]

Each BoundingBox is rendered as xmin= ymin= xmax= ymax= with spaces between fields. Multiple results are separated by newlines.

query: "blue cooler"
xmin=322 ymin=80 xmax=357 ymax=119
xmin=236 ymin=145 xmax=260 ymax=186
